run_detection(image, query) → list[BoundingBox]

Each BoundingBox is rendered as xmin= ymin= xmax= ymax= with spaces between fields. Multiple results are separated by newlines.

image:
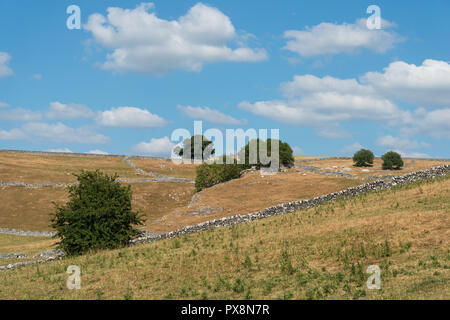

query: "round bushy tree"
xmin=353 ymin=149 xmax=375 ymax=167
xmin=239 ymin=139 xmax=294 ymax=168
xmin=382 ymin=151 xmax=404 ymax=170
xmin=50 ymin=170 xmax=145 ymax=256
xmin=175 ymin=135 xmax=215 ymax=161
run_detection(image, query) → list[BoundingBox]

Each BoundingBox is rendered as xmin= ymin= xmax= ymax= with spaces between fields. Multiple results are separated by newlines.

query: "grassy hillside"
xmin=1 ymin=174 xmax=448 ymax=300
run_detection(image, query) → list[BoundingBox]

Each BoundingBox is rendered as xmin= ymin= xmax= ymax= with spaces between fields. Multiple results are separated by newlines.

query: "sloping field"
xmin=0 ymin=151 xmax=447 ymax=234
xmin=0 ymin=174 xmax=448 ymax=299
xmin=298 ymin=158 xmax=449 ymax=179
xmin=0 ymin=182 xmax=194 ymax=231
xmin=131 ymin=158 xmax=198 ymax=180
xmin=0 ymin=234 xmax=56 ymax=260
xmin=0 ymin=152 xmax=139 ymax=183
xmin=0 ymin=186 xmax=67 ymax=231
xmin=148 ymin=170 xmax=360 ymax=232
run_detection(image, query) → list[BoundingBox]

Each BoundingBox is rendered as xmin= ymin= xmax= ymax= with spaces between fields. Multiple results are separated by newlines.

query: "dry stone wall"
xmin=131 ymin=165 xmax=450 ymax=245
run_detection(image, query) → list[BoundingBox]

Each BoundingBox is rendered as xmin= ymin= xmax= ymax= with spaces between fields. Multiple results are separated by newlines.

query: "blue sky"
xmin=0 ymin=0 xmax=449 ymax=157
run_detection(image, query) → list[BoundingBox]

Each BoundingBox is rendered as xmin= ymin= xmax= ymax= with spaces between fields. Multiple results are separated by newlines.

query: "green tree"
xmin=353 ymin=149 xmax=375 ymax=167
xmin=50 ymin=170 xmax=145 ymax=256
xmin=195 ymin=156 xmax=248 ymax=192
xmin=382 ymin=151 xmax=404 ymax=170
xmin=239 ymin=139 xmax=294 ymax=168
xmin=176 ymin=135 xmax=215 ymax=161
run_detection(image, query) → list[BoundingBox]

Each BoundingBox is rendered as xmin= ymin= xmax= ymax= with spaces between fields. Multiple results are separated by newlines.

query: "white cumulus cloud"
xmin=177 ymin=105 xmax=246 ymax=125
xmin=400 ymin=108 xmax=450 ymax=139
xmin=0 ymin=128 xmax=28 ymax=141
xmin=362 ymin=59 xmax=450 ymax=108
xmin=376 ymin=135 xmax=430 ymax=150
xmin=340 ymin=142 xmax=365 ymax=155
xmin=283 ymin=18 xmax=401 ymax=57
xmin=96 ymin=106 xmax=166 ymax=128
xmin=87 ymin=149 xmax=109 ymax=155
xmin=239 ymin=74 xmax=402 ymax=128
xmin=84 ymin=2 xmax=267 ymax=75
xmin=22 ymin=122 xmax=109 ymax=144
xmin=0 ymin=107 xmax=42 ymax=122
xmin=46 ymin=101 xmax=95 ymax=120
xmin=45 ymin=148 xmax=73 ymax=153
xmin=0 ymin=52 xmax=13 ymax=77
xmin=132 ymin=136 xmax=175 ymax=156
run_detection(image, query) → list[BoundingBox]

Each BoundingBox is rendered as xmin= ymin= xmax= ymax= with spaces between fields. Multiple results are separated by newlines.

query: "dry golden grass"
xmin=0 ymin=182 xmax=195 ymax=232
xmin=149 ymin=170 xmax=360 ymax=232
xmin=1 ymin=174 xmax=448 ymax=300
xmin=0 ymin=187 xmax=67 ymax=231
xmin=1 ymin=152 xmax=446 ymax=235
xmin=0 ymin=153 xmax=142 ymax=184
xmin=131 ymin=158 xmax=198 ymax=180
xmin=0 ymin=234 xmax=56 ymax=258
xmin=127 ymin=182 xmax=195 ymax=230
xmin=299 ymin=158 xmax=449 ymax=179
xmin=294 ymin=156 xmax=330 ymax=160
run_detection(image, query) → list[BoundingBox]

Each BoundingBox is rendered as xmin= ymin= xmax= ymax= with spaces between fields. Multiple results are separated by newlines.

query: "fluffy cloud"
xmin=177 ymin=105 xmax=246 ymax=125
xmin=46 ymin=101 xmax=95 ymax=120
xmin=132 ymin=136 xmax=175 ymax=156
xmin=0 ymin=128 xmax=27 ymax=140
xmin=376 ymin=135 xmax=429 ymax=150
xmin=87 ymin=149 xmax=109 ymax=155
xmin=340 ymin=142 xmax=364 ymax=155
xmin=291 ymin=146 xmax=304 ymax=156
xmin=45 ymin=148 xmax=73 ymax=153
xmin=84 ymin=3 xmax=267 ymax=74
xmin=0 ymin=107 xmax=42 ymax=122
xmin=0 ymin=102 xmax=9 ymax=108
xmin=283 ymin=19 xmax=401 ymax=57
xmin=0 ymin=52 xmax=13 ymax=77
xmin=96 ymin=106 xmax=166 ymax=128
xmin=239 ymin=74 xmax=402 ymax=127
xmin=240 ymin=59 xmax=450 ymax=141
xmin=401 ymin=108 xmax=450 ymax=139
xmin=22 ymin=122 xmax=109 ymax=144
xmin=362 ymin=59 xmax=450 ymax=108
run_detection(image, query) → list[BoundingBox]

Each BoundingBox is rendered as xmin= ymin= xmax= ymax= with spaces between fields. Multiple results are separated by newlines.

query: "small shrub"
xmin=242 ymin=255 xmax=253 ymax=270
xmin=280 ymin=250 xmax=295 ymax=275
xmin=353 ymin=149 xmax=374 ymax=167
xmin=195 ymin=157 xmax=249 ymax=192
xmin=232 ymin=278 xmax=245 ymax=293
xmin=382 ymin=151 xmax=404 ymax=170
xmin=50 ymin=170 xmax=145 ymax=256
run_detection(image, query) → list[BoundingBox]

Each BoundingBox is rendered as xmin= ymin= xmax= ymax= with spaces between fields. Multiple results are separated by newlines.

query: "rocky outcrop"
xmin=0 ymin=228 xmax=56 ymax=237
xmin=295 ymin=164 xmax=356 ymax=178
xmin=0 ymin=255 xmax=64 ymax=271
xmin=0 ymin=181 xmax=75 ymax=189
xmin=0 ymin=249 xmax=65 ymax=271
xmin=0 ymin=253 xmax=27 ymax=259
xmin=33 ymin=250 xmax=65 ymax=258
